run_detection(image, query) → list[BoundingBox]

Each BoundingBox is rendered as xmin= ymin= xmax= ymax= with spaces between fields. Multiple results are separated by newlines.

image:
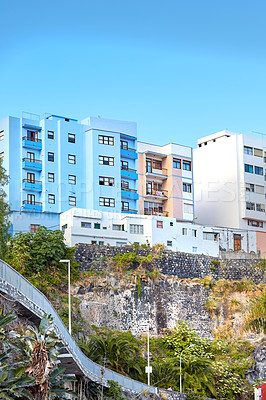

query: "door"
xmin=233 ymin=234 xmax=241 ymax=251
xmin=146 ymin=158 xmax=152 ymax=173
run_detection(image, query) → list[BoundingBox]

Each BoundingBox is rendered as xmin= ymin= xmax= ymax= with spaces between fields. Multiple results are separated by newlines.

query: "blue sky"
xmin=1 ymin=0 xmax=266 ymax=147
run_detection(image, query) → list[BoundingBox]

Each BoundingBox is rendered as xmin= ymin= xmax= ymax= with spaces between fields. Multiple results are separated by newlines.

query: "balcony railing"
xmin=121 ymin=166 xmax=137 ymax=173
xmin=145 ymin=167 xmax=168 ymax=176
xmin=120 ymin=146 xmax=136 ymax=152
xmin=146 ymin=189 xmax=168 ymax=198
xmin=121 ymin=186 xmax=137 ymax=193
xmin=23 ymin=157 xmax=42 ymax=164
xmin=23 ymin=200 xmax=42 ymax=206
xmin=143 ymin=209 xmax=169 ymax=217
xmin=22 ymin=179 xmax=42 ymax=185
xmin=22 ymin=136 xmax=42 ymax=143
xmin=121 ymin=208 xmax=138 ymax=214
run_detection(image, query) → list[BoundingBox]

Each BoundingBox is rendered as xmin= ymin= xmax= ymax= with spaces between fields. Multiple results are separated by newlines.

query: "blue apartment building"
xmin=0 ymin=113 xmax=138 ymax=235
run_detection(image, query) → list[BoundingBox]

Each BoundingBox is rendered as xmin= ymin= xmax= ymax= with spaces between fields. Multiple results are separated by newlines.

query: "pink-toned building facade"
xmin=137 ymin=142 xmax=194 ymax=221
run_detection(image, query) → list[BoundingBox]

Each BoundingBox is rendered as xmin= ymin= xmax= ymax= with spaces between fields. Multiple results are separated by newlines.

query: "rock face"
xmin=75 ymin=274 xmax=212 ymax=337
xmin=247 ymin=341 xmax=266 ymax=384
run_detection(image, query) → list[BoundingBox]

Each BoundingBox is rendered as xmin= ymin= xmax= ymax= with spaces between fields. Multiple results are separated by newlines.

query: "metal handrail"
xmin=23 ymin=136 xmax=42 ymax=143
xmin=22 ymin=179 xmax=42 ymax=185
xmin=121 ymin=187 xmax=137 ymax=193
xmin=121 ymin=167 xmax=137 ymax=173
xmin=122 ymin=209 xmax=138 ymax=214
xmin=0 ymin=260 xmax=156 ymax=394
xmin=120 ymin=147 xmax=136 ymax=152
xmin=22 ymin=158 xmax=42 ymax=164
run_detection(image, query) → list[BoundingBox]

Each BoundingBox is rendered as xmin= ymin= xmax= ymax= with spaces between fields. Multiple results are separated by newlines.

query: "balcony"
xmin=120 ymin=147 xmax=138 ymax=160
xmin=143 ymin=209 xmax=169 ymax=217
xmin=22 ymin=136 xmax=42 ymax=150
xmin=145 ymin=189 xmax=168 ymax=199
xmin=121 ymin=166 xmax=138 ymax=180
xmin=22 ymin=158 xmax=42 ymax=171
xmin=121 ymin=187 xmax=139 ymax=200
xmin=145 ymin=167 xmax=168 ymax=179
xmin=22 ymin=200 xmax=42 ymax=212
xmin=22 ymin=179 xmax=42 ymax=192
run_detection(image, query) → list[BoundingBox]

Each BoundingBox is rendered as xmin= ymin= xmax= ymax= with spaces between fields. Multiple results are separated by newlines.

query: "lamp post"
xmin=59 ymin=259 xmax=71 ymax=335
xmin=180 ymin=344 xmax=194 ymax=393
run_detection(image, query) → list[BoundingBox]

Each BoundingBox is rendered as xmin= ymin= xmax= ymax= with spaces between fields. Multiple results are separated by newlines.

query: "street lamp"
xmin=59 ymin=259 xmax=71 ymax=335
xmin=180 ymin=344 xmax=194 ymax=393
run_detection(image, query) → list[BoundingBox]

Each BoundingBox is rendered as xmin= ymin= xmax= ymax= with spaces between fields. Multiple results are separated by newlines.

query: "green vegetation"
xmin=244 ymin=288 xmax=266 ymax=334
xmin=5 ymin=227 xmax=80 ymax=298
xmin=79 ymin=321 xmax=254 ymax=400
xmin=0 ymin=310 xmax=76 ymax=399
xmin=0 ymin=159 xmax=10 ymax=260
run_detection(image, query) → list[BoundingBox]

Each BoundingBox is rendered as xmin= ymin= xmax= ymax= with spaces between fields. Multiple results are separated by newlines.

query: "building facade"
xmin=138 ymin=142 xmax=194 ymax=221
xmin=60 ymin=208 xmax=257 ymax=257
xmin=0 ymin=113 xmax=138 ymax=234
xmin=193 ymin=130 xmax=266 ymax=257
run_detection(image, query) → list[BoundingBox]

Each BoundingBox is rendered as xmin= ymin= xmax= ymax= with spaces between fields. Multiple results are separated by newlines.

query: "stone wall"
xmin=74 ymin=244 xmax=265 ymax=284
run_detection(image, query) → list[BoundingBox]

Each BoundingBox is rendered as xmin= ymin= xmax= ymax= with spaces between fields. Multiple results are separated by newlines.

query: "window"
xmin=61 ymin=224 xmax=67 ymax=234
xmin=99 ymin=176 xmax=114 ymax=186
xmin=120 ymin=140 xmax=128 ymax=150
xmin=27 ymin=152 xmax=35 ymax=161
xmin=0 ymin=130 xmax=4 ymax=140
xmin=170 ymin=221 xmax=173 ymax=226
xmin=167 ymin=241 xmax=172 ymax=247
xmin=248 ymin=220 xmax=263 ymax=228
xmin=122 ymin=201 xmax=129 ymax=211
xmin=27 ymin=130 xmax=38 ymax=141
xmin=255 ymin=166 xmax=263 ymax=175
xmin=153 ymin=160 xmax=162 ymax=170
xmin=182 ymin=228 xmax=188 ymax=235
xmin=27 ymin=173 xmax=35 ymax=183
xmin=246 ymin=202 xmax=255 ymax=210
xmin=203 ymin=232 xmax=218 ymax=241
xmin=113 ymin=224 xmax=124 ymax=231
xmin=91 ymin=241 xmax=97 ymax=245
xmin=245 ymin=183 xmax=254 ymax=192
xmin=31 ymin=224 xmax=40 ymax=233
xmin=94 ymin=223 xmax=100 ymax=229
xmin=183 ymin=183 xmax=192 ymax=193
xmin=173 ymin=158 xmax=181 ymax=169
xmin=48 ymin=152 xmax=54 ymax=162
xmin=99 ymin=156 xmax=114 ymax=166
xmin=157 ymin=221 xmax=163 ymax=229
xmin=244 ymin=146 xmax=253 ymax=155
xmin=99 ymin=197 xmax=115 ymax=207
xmin=121 ymin=161 xmax=128 ymax=170
xmin=255 ymin=185 xmax=264 ymax=194
xmin=184 ymin=203 xmax=193 ymax=214
xmin=183 ymin=160 xmax=191 ymax=171
xmin=68 ymin=174 xmax=76 ymax=184
xmin=245 ymin=164 xmax=253 ymax=173
xmin=48 ymin=130 xmax=54 ymax=139
xmin=130 ymin=224 xmax=144 ymax=234
xmin=192 ymin=229 xmax=197 ymax=237
xmin=27 ymin=194 xmax=35 ymax=204
xmin=256 ymin=203 xmax=265 ymax=212
xmin=68 ymin=154 xmax=76 ymax=164
xmin=81 ymin=222 xmax=91 ymax=228
xmin=68 ymin=133 xmax=75 ymax=143
xmin=254 ymin=148 xmax=263 ymax=157
xmin=69 ymin=196 xmax=76 ymax=206
xmin=0 ymin=152 xmax=4 ymax=161
xmin=48 ymin=194 xmax=55 ymax=204
xmin=121 ymin=180 xmax=129 ymax=189
xmin=98 ymin=135 xmax=114 ymax=145
xmin=99 ymin=241 xmax=104 ymax=245
xmin=192 ymin=247 xmax=197 ymax=253
xmin=48 ymin=172 xmax=54 ymax=183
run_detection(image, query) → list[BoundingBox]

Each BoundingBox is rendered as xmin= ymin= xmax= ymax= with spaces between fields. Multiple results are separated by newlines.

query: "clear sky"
xmin=1 ymin=0 xmax=266 ymax=148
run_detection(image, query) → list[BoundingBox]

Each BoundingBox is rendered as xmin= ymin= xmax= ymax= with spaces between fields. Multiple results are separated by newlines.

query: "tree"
xmin=0 ymin=159 xmax=10 ymax=260
xmin=244 ymin=289 xmax=266 ymax=334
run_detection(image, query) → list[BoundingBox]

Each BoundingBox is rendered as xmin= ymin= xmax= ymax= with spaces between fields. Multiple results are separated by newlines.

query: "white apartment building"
xmin=193 ymin=130 xmax=266 ymax=257
xmin=60 ymin=208 xmax=257 ymax=257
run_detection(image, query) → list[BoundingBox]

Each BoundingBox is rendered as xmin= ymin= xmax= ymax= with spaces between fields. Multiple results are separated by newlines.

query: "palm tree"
xmin=244 ymin=289 xmax=266 ymax=334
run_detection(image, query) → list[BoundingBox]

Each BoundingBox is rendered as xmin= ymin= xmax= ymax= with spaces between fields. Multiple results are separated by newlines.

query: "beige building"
xmin=137 ymin=142 xmax=194 ymax=221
